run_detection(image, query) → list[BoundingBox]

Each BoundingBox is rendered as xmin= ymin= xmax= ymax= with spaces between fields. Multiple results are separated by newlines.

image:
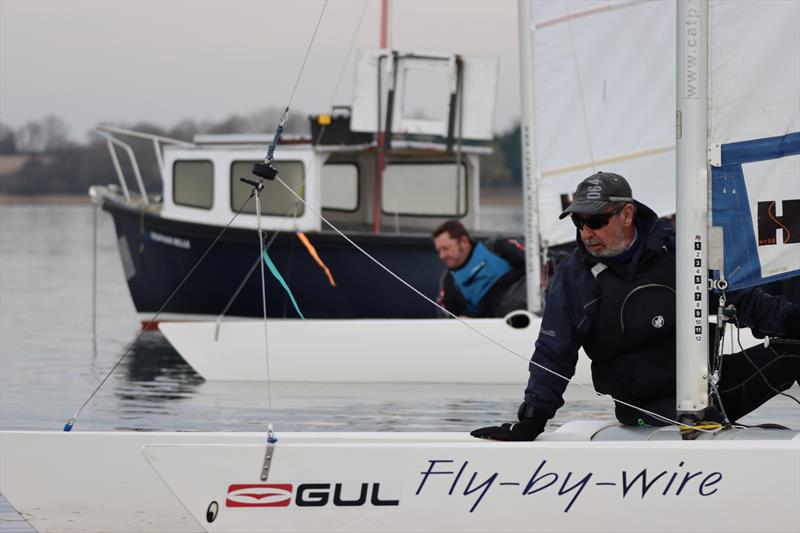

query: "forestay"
xmin=708 ymin=0 xmax=800 ymax=290
xmin=528 ymin=0 xmax=676 ymax=247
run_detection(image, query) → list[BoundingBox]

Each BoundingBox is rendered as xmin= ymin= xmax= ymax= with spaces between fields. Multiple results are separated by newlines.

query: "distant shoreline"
xmin=0 ymin=194 xmax=90 ymax=205
xmin=1 ymin=191 xmax=524 ymax=207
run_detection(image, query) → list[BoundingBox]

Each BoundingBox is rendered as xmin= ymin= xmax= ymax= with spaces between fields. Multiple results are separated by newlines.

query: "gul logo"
xmin=757 ymin=199 xmax=799 ymax=245
xmin=226 ymin=484 xmax=292 ymax=507
xmin=651 ymin=315 xmax=665 ymax=329
xmin=225 ymin=482 xmax=400 ymax=508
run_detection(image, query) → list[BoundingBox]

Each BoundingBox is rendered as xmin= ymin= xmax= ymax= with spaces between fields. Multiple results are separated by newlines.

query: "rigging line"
xmin=315 ymin=0 xmax=369 ymax=146
xmin=708 ymin=381 xmax=732 ymax=425
xmin=734 ymin=318 xmax=800 ymax=406
xmin=564 ymin=5 xmax=596 ymax=169
xmin=64 ymin=194 xmax=257 ymax=431
xmin=286 ymin=0 xmax=330 ymax=109
xmin=253 ymin=190 xmax=273 ymax=410
xmin=267 ymin=174 xmax=716 ymax=432
xmin=213 ymin=202 xmax=302 ymax=334
xmin=330 ymin=0 xmax=368 ymax=105
xmin=91 ymin=201 xmax=99 ymax=361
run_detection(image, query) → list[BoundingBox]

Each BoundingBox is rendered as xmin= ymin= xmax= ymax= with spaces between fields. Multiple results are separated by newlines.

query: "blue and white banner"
xmin=711 ymin=133 xmax=800 ymax=290
xmin=709 ymin=1 xmax=799 ymax=290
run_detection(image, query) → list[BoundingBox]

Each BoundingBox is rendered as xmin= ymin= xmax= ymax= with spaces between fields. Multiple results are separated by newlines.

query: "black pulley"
xmin=252 ymin=161 xmax=278 ymax=180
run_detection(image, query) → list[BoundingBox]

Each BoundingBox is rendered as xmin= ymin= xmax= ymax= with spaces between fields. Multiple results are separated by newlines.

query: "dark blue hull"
xmin=104 ymin=198 xmax=443 ymax=319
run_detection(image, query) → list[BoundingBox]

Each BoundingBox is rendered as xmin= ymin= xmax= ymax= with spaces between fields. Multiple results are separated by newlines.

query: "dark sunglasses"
xmin=571 ymin=206 xmax=623 ymax=230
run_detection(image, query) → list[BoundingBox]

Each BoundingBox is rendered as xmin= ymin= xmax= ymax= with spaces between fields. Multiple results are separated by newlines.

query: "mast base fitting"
xmin=252 ymin=161 xmax=278 ymax=180
xmin=678 ymin=413 xmax=720 ymax=440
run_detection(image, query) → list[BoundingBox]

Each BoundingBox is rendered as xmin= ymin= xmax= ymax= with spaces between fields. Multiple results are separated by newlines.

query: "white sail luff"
xmin=517 ymin=0 xmax=543 ymax=313
xmin=675 ymin=0 xmax=709 ymax=418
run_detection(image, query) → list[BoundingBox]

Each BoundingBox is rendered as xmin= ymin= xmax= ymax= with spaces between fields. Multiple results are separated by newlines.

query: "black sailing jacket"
xmin=522 ymin=201 xmax=797 ymax=422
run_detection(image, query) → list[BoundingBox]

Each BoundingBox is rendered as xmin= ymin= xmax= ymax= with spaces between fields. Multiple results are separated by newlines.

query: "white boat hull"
xmin=159 ymin=316 xmax=762 ymax=385
xmin=159 ymin=315 xmax=595 ymax=384
xmin=2 ymin=425 xmax=798 ymax=532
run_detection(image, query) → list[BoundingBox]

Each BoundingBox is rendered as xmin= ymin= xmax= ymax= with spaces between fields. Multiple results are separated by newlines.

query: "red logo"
xmin=226 ymin=484 xmax=293 ymax=507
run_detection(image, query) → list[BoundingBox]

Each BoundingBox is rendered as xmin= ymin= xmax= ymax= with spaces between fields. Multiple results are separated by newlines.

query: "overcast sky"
xmin=0 ymin=0 xmax=523 ymax=142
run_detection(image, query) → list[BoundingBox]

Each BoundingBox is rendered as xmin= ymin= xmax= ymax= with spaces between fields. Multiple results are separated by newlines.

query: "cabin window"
xmin=382 ymin=162 xmax=467 ymax=217
xmin=321 ymin=163 xmax=359 ymax=212
xmin=401 ymin=66 xmax=451 ymax=126
xmin=230 ymin=160 xmax=305 ymax=216
xmin=173 ymin=160 xmax=213 ymax=209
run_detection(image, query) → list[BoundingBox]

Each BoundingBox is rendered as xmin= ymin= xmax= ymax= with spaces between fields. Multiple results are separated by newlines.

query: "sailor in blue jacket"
xmin=432 ymin=220 xmax=527 ymax=318
xmin=472 ymin=172 xmax=800 ymax=441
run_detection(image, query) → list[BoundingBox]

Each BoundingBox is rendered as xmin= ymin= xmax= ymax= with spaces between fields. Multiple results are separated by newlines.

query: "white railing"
xmin=95 ymin=125 xmax=194 ymax=204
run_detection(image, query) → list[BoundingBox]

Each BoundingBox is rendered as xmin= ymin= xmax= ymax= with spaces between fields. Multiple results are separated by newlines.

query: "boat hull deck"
xmin=2 ymin=424 xmax=798 ymax=532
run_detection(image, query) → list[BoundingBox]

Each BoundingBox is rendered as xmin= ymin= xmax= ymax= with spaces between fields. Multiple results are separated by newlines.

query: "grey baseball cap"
xmin=558 ymin=172 xmax=634 ymax=219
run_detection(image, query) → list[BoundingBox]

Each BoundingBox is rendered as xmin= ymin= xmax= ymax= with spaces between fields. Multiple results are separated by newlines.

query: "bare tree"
xmin=14 ymin=116 xmax=73 ymax=153
xmin=0 ymin=122 xmax=16 ymax=154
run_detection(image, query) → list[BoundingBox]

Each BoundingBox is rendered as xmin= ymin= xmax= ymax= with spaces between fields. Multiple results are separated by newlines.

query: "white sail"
xmin=529 ymin=0 xmax=676 ymax=247
xmin=708 ymin=0 xmax=800 ymax=290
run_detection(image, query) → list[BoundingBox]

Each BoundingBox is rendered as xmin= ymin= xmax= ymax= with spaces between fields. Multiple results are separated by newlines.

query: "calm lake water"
xmin=1 ymin=203 xmax=797 ymax=531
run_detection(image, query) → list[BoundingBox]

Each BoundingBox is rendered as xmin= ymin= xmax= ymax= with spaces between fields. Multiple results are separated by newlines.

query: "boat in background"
xmin=159 ymin=311 xmax=762 ymax=384
xmin=159 ymin=311 xmax=595 ymax=384
xmin=157 ymin=0 xmax=682 ymax=382
xmin=92 ymin=50 xmax=502 ymax=324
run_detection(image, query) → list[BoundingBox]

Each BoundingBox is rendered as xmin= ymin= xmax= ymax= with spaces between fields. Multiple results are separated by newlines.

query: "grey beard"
xmin=585 ymin=229 xmax=637 ymax=258
xmin=586 ymin=242 xmax=629 ymax=258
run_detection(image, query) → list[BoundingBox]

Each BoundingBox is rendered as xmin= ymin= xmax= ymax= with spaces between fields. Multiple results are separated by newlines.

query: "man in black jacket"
xmin=472 ymin=172 xmax=800 ymax=441
xmin=432 ymin=220 xmax=527 ymax=318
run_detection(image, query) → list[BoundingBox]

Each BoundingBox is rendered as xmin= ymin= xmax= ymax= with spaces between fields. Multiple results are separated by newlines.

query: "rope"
xmin=253 ymin=190 xmax=273 ymax=410
xmin=64 ymin=194 xmax=257 ymax=431
xmin=314 ymin=0 xmax=369 ymax=146
xmin=213 ymin=203 xmax=302 ymax=338
xmin=248 ymin=0 xmax=329 ymax=428
xmin=287 ymin=0 xmax=329 ymax=109
xmin=331 ymin=1 xmax=368 ymax=101
xmin=564 ymin=4 xmax=596 ymax=170
xmin=91 ymin=201 xmax=99 ymax=360
xmin=734 ymin=317 xmax=800 ymax=406
xmin=266 ymin=173 xmax=720 ymax=432
xmin=263 ymin=0 xmax=329 ymax=162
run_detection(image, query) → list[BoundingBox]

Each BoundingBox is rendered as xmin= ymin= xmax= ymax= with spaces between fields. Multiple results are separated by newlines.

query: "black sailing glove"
xmin=471 ymin=402 xmax=548 ymax=441
xmin=470 ymin=417 xmax=546 ymax=442
xmin=784 ymin=307 xmax=800 ymax=339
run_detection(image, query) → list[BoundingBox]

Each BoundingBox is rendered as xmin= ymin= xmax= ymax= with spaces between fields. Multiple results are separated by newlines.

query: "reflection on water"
xmin=121 ymin=331 xmax=203 ymax=397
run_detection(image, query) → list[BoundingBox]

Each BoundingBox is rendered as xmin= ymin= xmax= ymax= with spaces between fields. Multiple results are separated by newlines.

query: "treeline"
xmin=0 ymin=111 xmax=522 ymax=196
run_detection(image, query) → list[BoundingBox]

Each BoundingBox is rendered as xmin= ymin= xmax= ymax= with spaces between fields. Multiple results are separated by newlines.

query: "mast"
xmin=373 ymin=0 xmax=390 ymax=234
xmin=675 ymin=0 xmax=709 ymax=422
xmin=517 ymin=0 xmax=543 ymax=314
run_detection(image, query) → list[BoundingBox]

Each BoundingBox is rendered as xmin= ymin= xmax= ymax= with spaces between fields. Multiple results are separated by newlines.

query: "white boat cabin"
xmin=158 ymin=133 xmax=487 ymax=233
xmin=97 ymin=49 xmax=500 ymax=235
